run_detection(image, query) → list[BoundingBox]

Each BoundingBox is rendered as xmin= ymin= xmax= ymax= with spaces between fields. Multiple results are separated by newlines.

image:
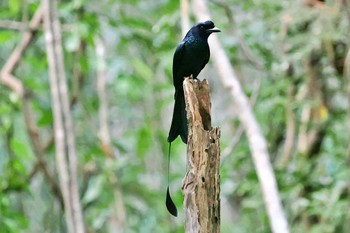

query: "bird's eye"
xmin=200 ymin=25 xmax=204 ymax=29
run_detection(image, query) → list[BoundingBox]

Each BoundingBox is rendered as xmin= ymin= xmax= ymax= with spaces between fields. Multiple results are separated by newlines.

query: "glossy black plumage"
xmin=166 ymin=21 xmax=220 ymax=217
xmin=168 ymin=20 xmax=220 ymax=144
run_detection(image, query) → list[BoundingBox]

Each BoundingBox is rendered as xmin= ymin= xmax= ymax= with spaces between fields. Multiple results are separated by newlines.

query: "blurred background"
xmin=1 ymin=0 xmax=350 ymax=232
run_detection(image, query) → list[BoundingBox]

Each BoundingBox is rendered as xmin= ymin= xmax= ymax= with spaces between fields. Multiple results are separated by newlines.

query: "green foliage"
xmin=1 ymin=0 xmax=350 ymax=232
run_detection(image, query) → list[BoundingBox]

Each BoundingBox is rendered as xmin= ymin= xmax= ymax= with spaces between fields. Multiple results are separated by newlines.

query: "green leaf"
xmin=10 ymin=138 xmax=30 ymax=158
xmin=8 ymin=0 xmax=19 ymax=14
xmin=0 ymin=32 xmax=14 ymax=43
xmin=136 ymin=126 xmax=152 ymax=157
xmin=82 ymin=176 xmax=104 ymax=205
xmin=132 ymin=58 xmax=153 ymax=81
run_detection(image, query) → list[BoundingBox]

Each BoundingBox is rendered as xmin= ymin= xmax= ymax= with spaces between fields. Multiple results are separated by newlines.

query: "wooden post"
xmin=182 ymin=78 xmax=221 ymax=233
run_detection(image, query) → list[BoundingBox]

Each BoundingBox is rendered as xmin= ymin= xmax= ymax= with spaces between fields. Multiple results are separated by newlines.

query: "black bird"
xmin=166 ymin=20 xmax=220 ymax=217
xmin=168 ymin=20 xmax=220 ymax=144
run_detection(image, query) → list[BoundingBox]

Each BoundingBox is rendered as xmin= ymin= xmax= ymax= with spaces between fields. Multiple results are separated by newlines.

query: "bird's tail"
xmin=167 ymin=89 xmax=188 ymax=144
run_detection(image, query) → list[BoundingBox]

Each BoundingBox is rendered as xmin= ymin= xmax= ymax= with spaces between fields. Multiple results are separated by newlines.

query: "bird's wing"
xmin=172 ymin=41 xmax=186 ymax=87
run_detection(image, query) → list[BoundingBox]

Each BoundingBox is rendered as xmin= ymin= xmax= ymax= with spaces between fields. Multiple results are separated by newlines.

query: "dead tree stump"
xmin=182 ymin=78 xmax=221 ymax=233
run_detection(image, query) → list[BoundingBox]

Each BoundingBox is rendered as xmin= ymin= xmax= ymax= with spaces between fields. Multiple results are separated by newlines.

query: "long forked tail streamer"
xmin=166 ymin=142 xmax=177 ymax=216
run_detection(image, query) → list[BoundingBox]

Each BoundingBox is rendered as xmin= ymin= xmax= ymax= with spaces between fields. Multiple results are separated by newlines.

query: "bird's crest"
xmin=196 ymin=20 xmax=215 ymax=30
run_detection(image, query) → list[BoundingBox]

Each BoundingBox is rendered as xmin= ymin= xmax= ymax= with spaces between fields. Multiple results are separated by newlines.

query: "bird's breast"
xmin=172 ymin=37 xmax=210 ymax=88
xmin=182 ymin=39 xmax=209 ymax=62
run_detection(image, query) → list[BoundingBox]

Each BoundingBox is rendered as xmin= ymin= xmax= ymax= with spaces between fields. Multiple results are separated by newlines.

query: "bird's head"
xmin=190 ymin=20 xmax=220 ymax=38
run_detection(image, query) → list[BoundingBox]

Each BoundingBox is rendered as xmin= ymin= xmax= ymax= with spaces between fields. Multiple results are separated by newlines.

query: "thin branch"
xmin=22 ymin=95 xmax=63 ymax=206
xmin=181 ymin=0 xmax=190 ymax=37
xmin=192 ymin=0 xmax=290 ymax=232
xmin=95 ymin=35 xmax=126 ymax=230
xmin=95 ymin=36 xmax=113 ymax=157
xmin=71 ymin=40 xmax=87 ymax=106
xmin=221 ymin=78 xmax=261 ymax=163
xmin=279 ymin=86 xmax=296 ymax=167
xmin=107 ymin=171 xmax=127 ymax=232
xmin=1 ymin=6 xmax=43 ymax=75
xmin=43 ymin=0 xmax=85 ymax=232
xmin=0 ymin=20 xmax=32 ymax=31
xmin=0 ymin=6 xmax=43 ymax=96
xmin=27 ymin=161 xmax=41 ymax=181
xmin=221 ymin=125 xmax=244 ymax=162
xmin=0 ymin=20 xmax=75 ymax=32
xmin=0 ymin=73 xmax=24 ymax=97
xmin=297 ymin=56 xmax=325 ymax=155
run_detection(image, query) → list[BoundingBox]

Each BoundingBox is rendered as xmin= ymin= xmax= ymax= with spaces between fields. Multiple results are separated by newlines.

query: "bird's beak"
xmin=207 ymin=27 xmax=220 ymax=33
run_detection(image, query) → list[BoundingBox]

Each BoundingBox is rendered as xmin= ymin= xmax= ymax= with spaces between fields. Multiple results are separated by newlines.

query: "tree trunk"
xmin=182 ymin=78 xmax=221 ymax=233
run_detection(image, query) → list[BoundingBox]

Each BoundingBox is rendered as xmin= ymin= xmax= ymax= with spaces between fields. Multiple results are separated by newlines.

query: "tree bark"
xmin=182 ymin=78 xmax=220 ymax=233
